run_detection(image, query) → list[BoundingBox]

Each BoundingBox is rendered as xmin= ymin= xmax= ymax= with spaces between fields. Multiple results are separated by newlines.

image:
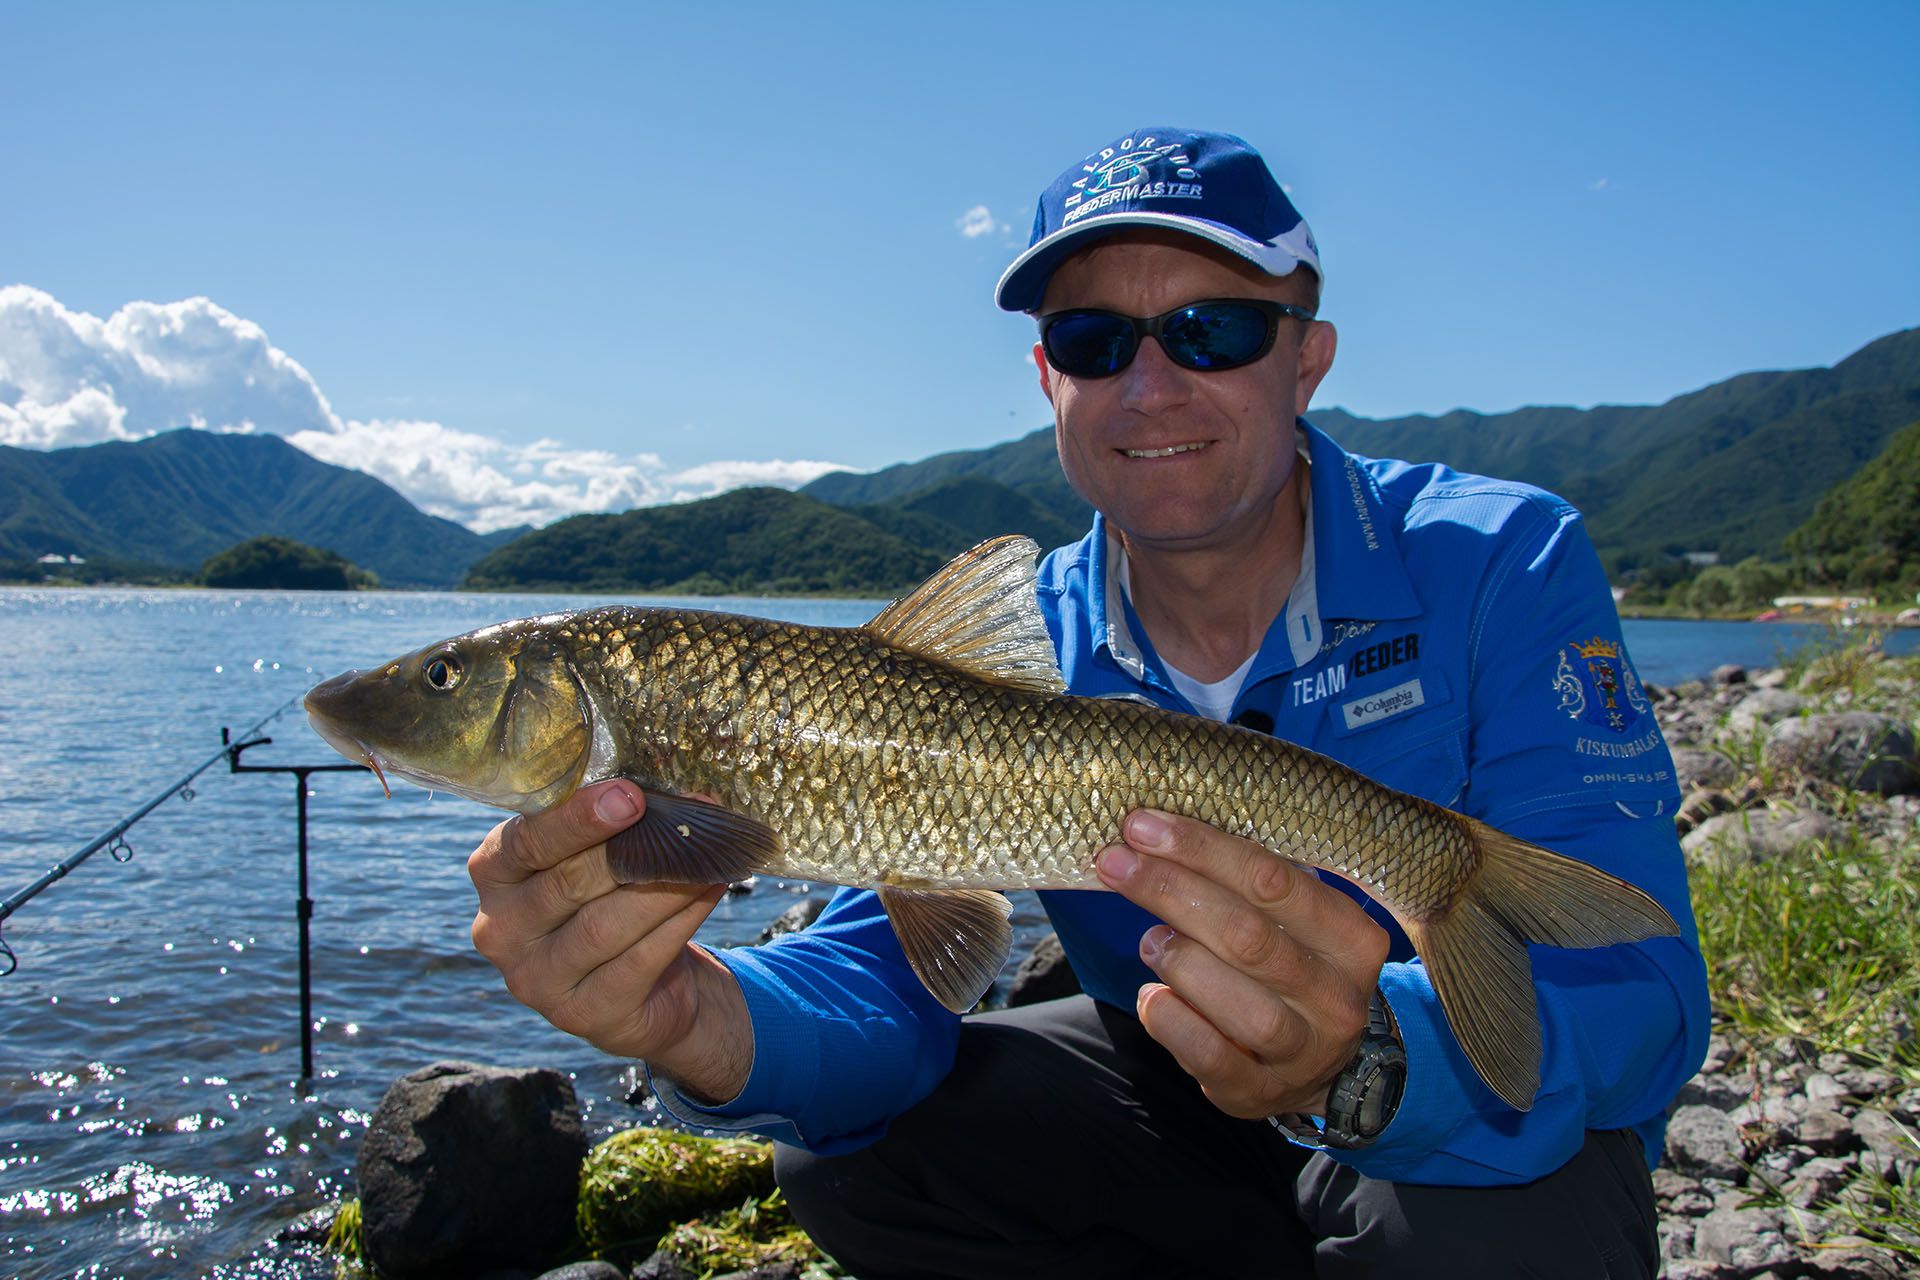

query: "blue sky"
xmin=2 ymin=1 xmax=1915 ymax=530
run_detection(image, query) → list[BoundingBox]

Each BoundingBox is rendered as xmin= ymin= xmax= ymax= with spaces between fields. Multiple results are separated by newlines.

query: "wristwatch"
xmin=1268 ymin=987 xmax=1406 ymax=1150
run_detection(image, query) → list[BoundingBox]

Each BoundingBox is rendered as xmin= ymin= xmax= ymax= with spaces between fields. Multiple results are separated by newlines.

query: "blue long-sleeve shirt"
xmin=652 ymin=418 xmax=1710 ymax=1186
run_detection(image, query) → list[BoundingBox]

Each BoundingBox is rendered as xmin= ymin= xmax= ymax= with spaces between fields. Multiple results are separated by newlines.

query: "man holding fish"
xmin=435 ymin=129 xmax=1708 ymax=1275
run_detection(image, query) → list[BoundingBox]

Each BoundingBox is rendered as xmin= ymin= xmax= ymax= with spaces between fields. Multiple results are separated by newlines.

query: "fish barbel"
xmin=304 ymin=536 xmax=1676 ymax=1110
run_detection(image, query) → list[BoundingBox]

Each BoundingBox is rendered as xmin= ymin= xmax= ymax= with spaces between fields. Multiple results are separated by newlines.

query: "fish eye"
xmin=423 ymin=652 xmax=464 ymax=692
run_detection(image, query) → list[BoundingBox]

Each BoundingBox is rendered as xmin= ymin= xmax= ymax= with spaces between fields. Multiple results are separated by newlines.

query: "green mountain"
xmin=1784 ymin=418 xmax=1920 ymax=591
xmin=853 ymin=476 xmax=1086 ymax=559
xmin=1316 ymin=328 xmax=1920 ymax=568
xmin=0 ymin=428 xmax=502 ymax=587
xmin=804 ymin=426 xmax=1092 ymax=529
xmin=463 ymin=486 xmax=944 ymax=594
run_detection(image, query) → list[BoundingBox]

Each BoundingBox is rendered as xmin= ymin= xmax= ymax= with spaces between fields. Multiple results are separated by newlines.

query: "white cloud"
xmin=0 ymin=285 xmax=853 ymax=532
xmin=1590 ymin=178 xmax=1611 ymax=191
xmin=956 ymin=205 xmax=998 ymax=238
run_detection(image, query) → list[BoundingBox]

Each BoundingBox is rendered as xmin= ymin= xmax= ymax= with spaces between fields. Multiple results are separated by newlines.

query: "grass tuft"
xmin=658 ymin=1188 xmax=843 ymax=1278
xmin=320 ymin=1197 xmax=373 ymax=1279
xmin=1692 ymin=827 xmax=1920 ymax=1076
xmin=575 ymin=1127 xmax=777 ymax=1265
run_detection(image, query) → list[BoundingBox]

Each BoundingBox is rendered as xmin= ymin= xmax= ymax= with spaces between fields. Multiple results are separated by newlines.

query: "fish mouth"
xmin=1120 ymin=440 xmax=1210 ymax=459
xmin=303 ymin=702 xmax=394 ymax=798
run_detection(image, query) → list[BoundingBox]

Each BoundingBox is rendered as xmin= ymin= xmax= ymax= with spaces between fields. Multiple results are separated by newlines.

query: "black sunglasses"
xmin=1038 ymin=298 xmax=1316 ymax=379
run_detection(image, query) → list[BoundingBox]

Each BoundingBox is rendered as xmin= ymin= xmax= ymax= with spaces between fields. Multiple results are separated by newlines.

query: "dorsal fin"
xmin=862 ymin=535 xmax=1067 ymax=694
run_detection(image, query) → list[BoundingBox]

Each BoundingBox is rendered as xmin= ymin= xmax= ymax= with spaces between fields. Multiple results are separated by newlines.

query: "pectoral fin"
xmin=878 ymin=886 xmax=1014 ymax=1014
xmin=604 ymin=788 xmax=777 ymax=887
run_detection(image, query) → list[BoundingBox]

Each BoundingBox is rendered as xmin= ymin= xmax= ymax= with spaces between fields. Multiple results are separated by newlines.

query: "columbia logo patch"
xmin=1340 ymin=678 xmax=1426 ymax=730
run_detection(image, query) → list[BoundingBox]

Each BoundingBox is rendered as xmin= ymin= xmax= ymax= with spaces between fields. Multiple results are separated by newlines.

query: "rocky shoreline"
xmin=1649 ymin=653 xmax=1919 ymax=1279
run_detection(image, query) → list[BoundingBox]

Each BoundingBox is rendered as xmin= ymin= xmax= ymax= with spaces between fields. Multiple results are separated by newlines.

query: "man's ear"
xmin=1296 ymin=321 xmax=1337 ymax=409
xmin=1033 ymin=341 xmax=1055 ymax=403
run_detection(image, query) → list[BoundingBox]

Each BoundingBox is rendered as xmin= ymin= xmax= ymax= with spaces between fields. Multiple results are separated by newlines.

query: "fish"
xmin=303 ymin=535 xmax=1678 ymax=1110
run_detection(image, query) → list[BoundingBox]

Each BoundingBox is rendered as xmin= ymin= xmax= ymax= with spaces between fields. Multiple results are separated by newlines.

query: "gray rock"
xmin=756 ymin=896 xmax=828 ymax=944
xmin=536 ymin=1265 xmax=627 ymax=1280
xmin=1805 ymin=1071 xmax=1855 ymax=1103
xmin=1667 ymin=1104 xmax=1747 ymax=1180
xmin=273 ymin=1204 xmax=338 ymax=1243
xmin=1851 ymin=1108 xmax=1919 ymax=1180
xmin=1653 ymin=1167 xmax=1701 ymax=1200
xmin=1682 ymin=808 xmax=1845 ymax=863
xmin=1712 ymin=664 xmax=1750 ymax=686
xmin=356 ymin=1061 xmax=588 ymax=1280
xmin=1725 ymin=688 xmax=1811 ymax=734
xmin=1694 ymin=1204 xmax=1796 ymax=1271
xmin=1673 ymin=1072 xmax=1751 ymax=1112
xmin=1752 ymin=668 xmax=1790 ymax=690
xmin=1675 ymin=787 xmax=1740 ymax=836
xmin=1006 ymin=932 xmax=1082 ymax=1007
xmin=1801 ymin=1247 xmax=1907 ymax=1279
xmin=1674 ymin=744 xmax=1751 ymax=794
xmin=1796 ymin=1108 xmax=1859 ymax=1156
xmin=1662 ymin=1262 xmax=1740 ymax=1280
xmin=1784 ymin=1155 xmax=1858 ymax=1208
xmin=1765 ymin=712 xmax=1920 ymax=796
xmin=1658 ymin=1219 xmax=1700 ymax=1264
xmin=635 ymin=1251 xmax=702 ymax=1280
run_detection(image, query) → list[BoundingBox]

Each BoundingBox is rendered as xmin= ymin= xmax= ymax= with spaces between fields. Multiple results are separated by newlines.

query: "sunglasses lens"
xmin=1043 ymin=312 xmax=1136 ymax=377
xmin=1160 ymin=303 xmax=1272 ymax=370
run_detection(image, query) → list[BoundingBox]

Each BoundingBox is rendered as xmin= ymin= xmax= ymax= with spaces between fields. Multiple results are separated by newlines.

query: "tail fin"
xmin=1403 ymin=821 xmax=1678 ymax=1111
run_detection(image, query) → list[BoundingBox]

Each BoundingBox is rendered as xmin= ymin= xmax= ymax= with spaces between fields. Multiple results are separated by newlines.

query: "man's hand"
xmin=1095 ymin=809 xmax=1390 ymax=1120
xmin=468 ymin=778 xmax=753 ymax=1103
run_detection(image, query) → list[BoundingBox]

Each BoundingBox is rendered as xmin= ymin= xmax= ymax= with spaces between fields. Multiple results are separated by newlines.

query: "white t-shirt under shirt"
xmin=1116 ymin=429 xmax=1318 ymax=722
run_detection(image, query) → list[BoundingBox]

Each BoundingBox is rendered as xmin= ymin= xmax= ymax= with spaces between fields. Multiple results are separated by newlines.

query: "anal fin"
xmin=878 ymin=887 xmax=1013 ymax=1014
xmin=604 ymin=787 xmax=776 ymax=887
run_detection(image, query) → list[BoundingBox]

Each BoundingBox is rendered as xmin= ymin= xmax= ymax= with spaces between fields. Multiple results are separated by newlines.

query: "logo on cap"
xmin=1063 ymin=136 xmax=1205 ymax=226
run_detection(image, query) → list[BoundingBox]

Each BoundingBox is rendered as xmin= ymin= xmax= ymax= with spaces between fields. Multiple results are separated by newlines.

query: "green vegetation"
xmin=574 ymin=1127 xmax=779 ymax=1265
xmin=323 ymin=1197 xmax=370 ymax=1277
xmin=199 ymin=536 xmax=376 ymax=590
xmin=657 ymin=1189 xmax=839 ymax=1279
xmin=0 ymin=428 xmax=501 ymax=587
xmin=464 ymin=487 xmax=946 ymax=594
xmin=1786 ymin=419 xmax=1920 ymax=596
xmin=1686 ymin=642 xmax=1920 ymax=1260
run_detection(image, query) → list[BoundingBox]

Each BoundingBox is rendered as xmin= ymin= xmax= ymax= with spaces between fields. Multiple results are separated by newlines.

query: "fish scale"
xmin=303 ymin=534 xmax=1678 ymax=1111
xmin=555 ymin=606 xmax=1481 ymax=906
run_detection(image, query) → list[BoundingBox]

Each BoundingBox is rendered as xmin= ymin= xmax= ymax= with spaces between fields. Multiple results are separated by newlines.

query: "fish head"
xmin=303 ymin=617 xmax=594 ymax=813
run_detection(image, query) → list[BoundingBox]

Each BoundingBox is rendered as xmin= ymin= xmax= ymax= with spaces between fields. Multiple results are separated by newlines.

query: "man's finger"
xmin=539 ymin=880 xmax=716 ymax=996
xmin=1117 ymin=809 xmax=1388 ymax=969
xmin=1135 ymin=982 xmax=1273 ymax=1119
xmin=556 ymin=885 xmax=727 ymax=1048
xmin=470 ymin=780 xmax=645 ymax=889
xmin=1139 ymin=925 xmax=1320 ymax=1064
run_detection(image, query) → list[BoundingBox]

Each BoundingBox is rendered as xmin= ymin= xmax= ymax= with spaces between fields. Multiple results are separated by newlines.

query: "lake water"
xmin=1 ymin=588 xmax=1914 ymax=1278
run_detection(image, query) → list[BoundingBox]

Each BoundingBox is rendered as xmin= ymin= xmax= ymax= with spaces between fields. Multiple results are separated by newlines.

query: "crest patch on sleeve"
xmin=1553 ymin=636 xmax=1650 ymax=734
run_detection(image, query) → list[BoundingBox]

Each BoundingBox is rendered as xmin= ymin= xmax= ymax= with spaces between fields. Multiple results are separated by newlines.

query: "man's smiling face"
xmin=1034 ymin=230 xmax=1334 ymax=557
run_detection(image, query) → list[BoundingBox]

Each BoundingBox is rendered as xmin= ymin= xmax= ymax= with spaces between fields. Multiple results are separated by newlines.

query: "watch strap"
xmin=1267 ymin=986 xmax=1406 ymax=1151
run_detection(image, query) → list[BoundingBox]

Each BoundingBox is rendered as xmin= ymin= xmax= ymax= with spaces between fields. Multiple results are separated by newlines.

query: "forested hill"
xmin=0 ymin=428 xmax=520 ymax=587
xmin=462 ymin=487 xmax=946 ymax=594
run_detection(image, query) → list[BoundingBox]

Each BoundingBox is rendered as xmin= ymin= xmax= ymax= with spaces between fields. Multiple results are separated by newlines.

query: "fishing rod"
xmin=0 ymin=691 xmax=306 ymax=976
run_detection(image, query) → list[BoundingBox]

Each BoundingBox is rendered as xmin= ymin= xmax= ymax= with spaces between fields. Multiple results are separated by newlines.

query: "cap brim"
xmin=994 ymin=212 xmax=1317 ymax=312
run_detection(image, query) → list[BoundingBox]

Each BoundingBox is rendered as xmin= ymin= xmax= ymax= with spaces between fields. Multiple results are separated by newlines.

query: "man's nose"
xmin=1116 ymin=335 xmax=1192 ymax=414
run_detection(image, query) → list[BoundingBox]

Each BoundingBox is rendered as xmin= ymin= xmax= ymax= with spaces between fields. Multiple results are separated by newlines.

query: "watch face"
xmin=1355 ymin=1061 xmax=1408 ymax=1138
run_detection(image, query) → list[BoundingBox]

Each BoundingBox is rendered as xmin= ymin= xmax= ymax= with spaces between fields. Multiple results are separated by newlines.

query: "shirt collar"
xmin=1089 ymin=417 xmax=1421 ymax=679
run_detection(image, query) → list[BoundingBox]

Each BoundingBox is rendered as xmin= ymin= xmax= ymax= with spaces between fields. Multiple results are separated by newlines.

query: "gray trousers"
xmin=776 ymin=996 xmax=1658 ymax=1279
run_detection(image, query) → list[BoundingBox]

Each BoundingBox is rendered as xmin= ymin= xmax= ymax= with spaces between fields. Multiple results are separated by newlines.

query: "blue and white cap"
xmin=995 ymin=127 xmax=1321 ymax=313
